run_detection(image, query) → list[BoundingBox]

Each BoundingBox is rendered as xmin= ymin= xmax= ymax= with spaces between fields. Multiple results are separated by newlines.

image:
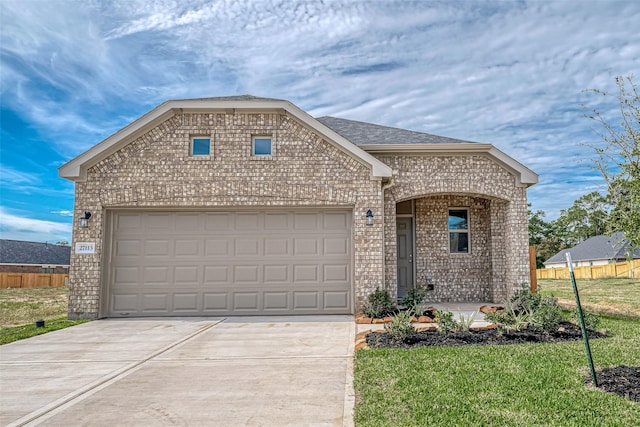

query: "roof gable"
xmin=318 ymin=116 xmax=537 ymax=187
xmin=59 ymin=96 xmax=392 ymax=181
xmin=0 ymin=239 xmax=71 ymax=266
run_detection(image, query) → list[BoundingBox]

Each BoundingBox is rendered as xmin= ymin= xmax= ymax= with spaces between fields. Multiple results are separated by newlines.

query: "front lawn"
xmin=539 ymin=277 xmax=640 ymax=319
xmin=354 ymin=316 xmax=640 ymax=426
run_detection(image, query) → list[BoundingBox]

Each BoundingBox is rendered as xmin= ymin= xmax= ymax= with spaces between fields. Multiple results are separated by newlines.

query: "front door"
xmin=396 ymin=217 xmax=414 ymax=299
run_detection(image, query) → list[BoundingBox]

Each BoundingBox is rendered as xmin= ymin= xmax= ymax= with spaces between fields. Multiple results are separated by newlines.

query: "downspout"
xmin=380 ymin=176 xmax=395 ymax=292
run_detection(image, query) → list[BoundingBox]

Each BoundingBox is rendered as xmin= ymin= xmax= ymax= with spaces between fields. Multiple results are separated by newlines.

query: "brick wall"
xmin=376 ymin=154 xmax=530 ymax=303
xmin=69 ymin=111 xmax=384 ymax=318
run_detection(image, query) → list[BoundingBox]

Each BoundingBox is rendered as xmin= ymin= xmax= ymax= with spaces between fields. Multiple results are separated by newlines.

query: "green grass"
xmin=539 ymin=277 xmax=640 ymax=319
xmin=0 ymin=316 xmax=89 ymax=345
xmin=0 ymin=287 xmax=69 ymax=327
xmin=354 ymin=316 xmax=640 ymax=426
xmin=0 ymin=287 xmax=88 ymax=344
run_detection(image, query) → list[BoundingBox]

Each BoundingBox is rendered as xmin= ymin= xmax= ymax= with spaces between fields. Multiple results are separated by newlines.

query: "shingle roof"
xmin=0 ymin=240 xmax=71 ymax=266
xmin=544 ymin=232 xmax=640 ymax=265
xmin=316 ymin=116 xmax=477 ymax=146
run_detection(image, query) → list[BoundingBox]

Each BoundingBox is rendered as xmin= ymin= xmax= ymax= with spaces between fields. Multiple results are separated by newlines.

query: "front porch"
xmin=384 ymin=193 xmax=529 ymax=304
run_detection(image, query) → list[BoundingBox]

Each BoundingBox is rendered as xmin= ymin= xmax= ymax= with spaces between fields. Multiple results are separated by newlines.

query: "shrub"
xmin=530 ymin=304 xmax=563 ymax=333
xmin=362 ymin=288 xmax=395 ymax=318
xmin=400 ymin=287 xmax=427 ymax=312
xmin=573 ymin=308 xmax=601 ymax=331
xmin=384 ymin=310 xmax=416 ymax=342
xmin=511 ymin=286 xmax=542 ymax=315
xmin=457 ymin=310 xmax=478 ymax=331
xmin=435 ymin=309 xmax=460 ymax=334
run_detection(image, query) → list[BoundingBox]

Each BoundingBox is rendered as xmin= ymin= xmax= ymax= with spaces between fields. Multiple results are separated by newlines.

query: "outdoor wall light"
xmin=79 ymin=211 xmax=92 ymax=228
xmin=366 ymin=209 xmax=374 ymax=226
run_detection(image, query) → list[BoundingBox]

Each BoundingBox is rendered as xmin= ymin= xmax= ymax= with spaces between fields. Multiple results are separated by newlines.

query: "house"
xmin=0 ymin=239 xmax=71 ymax=273
xmin=58 ymin=95 xmax=537 ymax=319
xmin=544 ymin=232 xmax=640 ymax=268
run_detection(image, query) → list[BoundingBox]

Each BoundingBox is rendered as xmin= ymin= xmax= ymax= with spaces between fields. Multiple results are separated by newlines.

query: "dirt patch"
xmin=592 ymin=365 xmax=640 ymax=403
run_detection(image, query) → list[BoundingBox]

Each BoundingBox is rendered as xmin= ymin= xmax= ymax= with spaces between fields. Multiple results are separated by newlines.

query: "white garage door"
xmin=105 ymin=210 xmax=352 ymax=317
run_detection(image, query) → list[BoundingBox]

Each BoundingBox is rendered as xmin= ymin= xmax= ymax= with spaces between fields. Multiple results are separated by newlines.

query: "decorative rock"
xmin=355 ymin=331 xmax=370 ymax=341
xmin=480 ymin=305 xmax=505 ymax=314
xmin=471 ymin=324 xmax=497 ymax=331
xmin=417 ymin=315 xmax=434 ymax=323
xmin=416 ymin=325 xmax=438 ymax=332
xmin=356 ymin=317 xmax=373 ymax=324
xmin=383 ymin=316 xmax=394 ymax=323
xmin=355 ymin=341 xmax=369 ymax=351
xmin=372 ymin=318 xmax=386 ymax=324
xmin=410 ymin=316 xmax=418 ymax=323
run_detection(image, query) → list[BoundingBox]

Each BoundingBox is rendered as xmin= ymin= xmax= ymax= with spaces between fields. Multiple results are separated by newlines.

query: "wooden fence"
xmin=0 ymin=273 xmax=69 ymax=289
xmin=536 ymin=259 xmax=640 ymax=280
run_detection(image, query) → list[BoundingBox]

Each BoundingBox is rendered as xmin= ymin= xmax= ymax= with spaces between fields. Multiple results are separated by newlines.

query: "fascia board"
xmin=59 ymin=99 xmax=393 ymax=181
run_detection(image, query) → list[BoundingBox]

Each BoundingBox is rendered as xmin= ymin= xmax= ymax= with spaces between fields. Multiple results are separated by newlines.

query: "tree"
xmin=56 ymin=240 xmax=69 ymax=246
xmin=553 ymin=192 xmax=610 ymax=245
xmin=584 ymin=75 xmax=640 ymax=253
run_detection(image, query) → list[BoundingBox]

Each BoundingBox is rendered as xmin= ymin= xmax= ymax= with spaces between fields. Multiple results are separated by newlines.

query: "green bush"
xmin=362 ymin=288 xmax=395 ymax=318
xmin=573 ymin=308 xmax=601 ymax=331
xmin=530 ymin=303 xmax=563 ymax=333
xmin=383 ymin=310 xmax=416 ymax=342
xmin=435 ymin=309 xmax=460 ymax=334
xmin=400 ymin=287 xmax=427 ymax=312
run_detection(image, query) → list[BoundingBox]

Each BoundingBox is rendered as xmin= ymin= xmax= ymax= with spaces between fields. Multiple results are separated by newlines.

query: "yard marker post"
xmin=565 ymin=252 xmax=598 ymax=387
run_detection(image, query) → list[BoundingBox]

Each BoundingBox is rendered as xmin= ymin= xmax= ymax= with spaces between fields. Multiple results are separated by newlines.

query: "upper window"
xmin=252 ymin=136 xmax=272 ymax=156
xmin=191 ymin=137 xmax=211 ymax=156
xmin=448 ymin=209 xmax=469 ymax=254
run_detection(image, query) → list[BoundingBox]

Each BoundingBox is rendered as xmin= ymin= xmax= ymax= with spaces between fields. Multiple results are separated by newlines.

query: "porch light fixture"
xmin=366 ymin=209 xmax=374 ymax=226
xmin=79 ymin=211 xmax=92 ymax=228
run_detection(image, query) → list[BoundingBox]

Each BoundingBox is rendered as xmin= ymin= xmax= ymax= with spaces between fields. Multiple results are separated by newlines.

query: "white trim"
xmin=252 ymin=135 xmax=273 ymax=156
xmin=190 ymin=136 xmax=212 ymax=156
xmin=59 ymin=99 xmax=393 ymax=181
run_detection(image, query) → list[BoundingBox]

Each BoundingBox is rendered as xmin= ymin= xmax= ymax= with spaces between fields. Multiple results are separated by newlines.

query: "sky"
xmin=1 ymin=0 xmax=639 ymax=244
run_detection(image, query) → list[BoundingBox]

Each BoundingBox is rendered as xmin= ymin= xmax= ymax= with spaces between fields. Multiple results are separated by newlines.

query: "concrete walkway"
xmin=0 ymin=316 xmax=355 ymax=427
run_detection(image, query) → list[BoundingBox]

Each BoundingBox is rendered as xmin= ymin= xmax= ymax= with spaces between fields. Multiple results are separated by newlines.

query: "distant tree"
xmin=528 ymin=206 xmax=569 ymax=268
xmin=584 ymin=75 xmax=640 ymax=253
xmin=553 ymin=192 xmax=610 ymax=245
xmin=56 ymin=240 xmax=69 ymax=246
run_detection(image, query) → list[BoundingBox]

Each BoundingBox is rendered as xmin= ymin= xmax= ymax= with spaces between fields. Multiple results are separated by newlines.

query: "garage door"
xmin=105 ymin=210 xmax=352 ymax=317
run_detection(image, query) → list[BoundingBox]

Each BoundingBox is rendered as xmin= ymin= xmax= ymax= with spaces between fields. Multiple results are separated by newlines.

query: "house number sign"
xmin=75 ymin=242 xmax=96 ymax=254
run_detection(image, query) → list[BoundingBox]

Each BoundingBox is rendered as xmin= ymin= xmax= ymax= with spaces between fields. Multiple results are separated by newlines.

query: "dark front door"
xmin=396 ymin=217 xmax=414 ymax=299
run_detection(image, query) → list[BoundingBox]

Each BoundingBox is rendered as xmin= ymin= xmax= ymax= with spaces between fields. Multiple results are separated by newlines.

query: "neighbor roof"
xmin=0 ymin=240 xmax=71 ymax=266
xmin=544 ymin=232 xmax=640 ymax=265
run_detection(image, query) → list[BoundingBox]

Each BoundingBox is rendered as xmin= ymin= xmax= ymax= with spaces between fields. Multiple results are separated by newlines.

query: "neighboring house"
xmin=59 ymin=95 xmax=537 ymax=319
xmin=0 ymin=239 xmax=71 ymax=273
xmin=544 ymin=232 xmax=640 ymax=268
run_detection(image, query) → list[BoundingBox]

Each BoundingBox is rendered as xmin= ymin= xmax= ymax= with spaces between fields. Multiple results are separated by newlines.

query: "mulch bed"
xmin=592 ymin=365 xmax=640 ymax=403
xmin=365 ymin=321 xmax=606 ymax=349
xmin=366 ymin=322 xmax=640 ymax=403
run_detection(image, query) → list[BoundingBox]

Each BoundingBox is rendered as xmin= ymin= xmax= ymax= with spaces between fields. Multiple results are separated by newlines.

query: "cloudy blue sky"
xmin=1 ymin=0 xmax=638 ymax=243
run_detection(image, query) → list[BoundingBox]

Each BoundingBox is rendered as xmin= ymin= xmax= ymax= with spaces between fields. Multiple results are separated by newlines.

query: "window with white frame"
xmin=191 ymin=137 xmax=211 ymax=156
xmin=252 ymin=136 xmax=272 ymax=156
xmin=448 ymin=208 xmax=469 ymax=254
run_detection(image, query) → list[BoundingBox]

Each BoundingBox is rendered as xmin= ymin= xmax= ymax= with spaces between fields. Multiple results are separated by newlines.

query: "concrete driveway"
xmin=0 ymin=316 xmax=355 ymax=427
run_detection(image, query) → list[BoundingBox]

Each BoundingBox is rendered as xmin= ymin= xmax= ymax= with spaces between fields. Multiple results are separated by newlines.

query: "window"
xmin=252 ymin=136 xmax=272 ymax=156
xmin=448 ymin=209 xmax=469 ymax=254
xmin=191 ymin=137 xmax=211 ymax=156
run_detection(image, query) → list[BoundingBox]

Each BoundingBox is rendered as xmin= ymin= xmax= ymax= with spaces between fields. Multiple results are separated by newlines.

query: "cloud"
xmin=0 ymin=207 xmax=72 ymax=243
xmin=51 ymin=210 xmax=74 ymax=217
xmin=0 ymin=0 xmax=639 ymax=223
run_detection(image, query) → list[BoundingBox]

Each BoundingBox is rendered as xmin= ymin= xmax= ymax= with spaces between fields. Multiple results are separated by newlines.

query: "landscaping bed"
xmin=365 ymin=321 xmax=607 ymax=349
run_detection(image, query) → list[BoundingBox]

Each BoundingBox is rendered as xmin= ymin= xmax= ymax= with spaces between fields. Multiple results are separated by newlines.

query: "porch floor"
xmin=357 ymin=302 xmax=495 ymax=333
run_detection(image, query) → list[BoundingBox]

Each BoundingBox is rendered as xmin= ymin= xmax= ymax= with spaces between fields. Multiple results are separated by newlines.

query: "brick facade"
xmin=66 ymin=105 xmax=532 ymax=319
xmin=69 ymin=111 xmax=385 ymax=319
xmin=377 ymin=154 xmax=530 ymax=303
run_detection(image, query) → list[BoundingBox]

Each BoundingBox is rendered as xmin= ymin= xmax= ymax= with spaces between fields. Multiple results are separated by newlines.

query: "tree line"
xmin=529 ymin=76 xmax=639 ymax=268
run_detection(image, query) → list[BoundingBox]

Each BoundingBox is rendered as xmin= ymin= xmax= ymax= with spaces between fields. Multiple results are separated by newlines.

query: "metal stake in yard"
xmin=565 ymin=252 xmax=598 ymax=387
